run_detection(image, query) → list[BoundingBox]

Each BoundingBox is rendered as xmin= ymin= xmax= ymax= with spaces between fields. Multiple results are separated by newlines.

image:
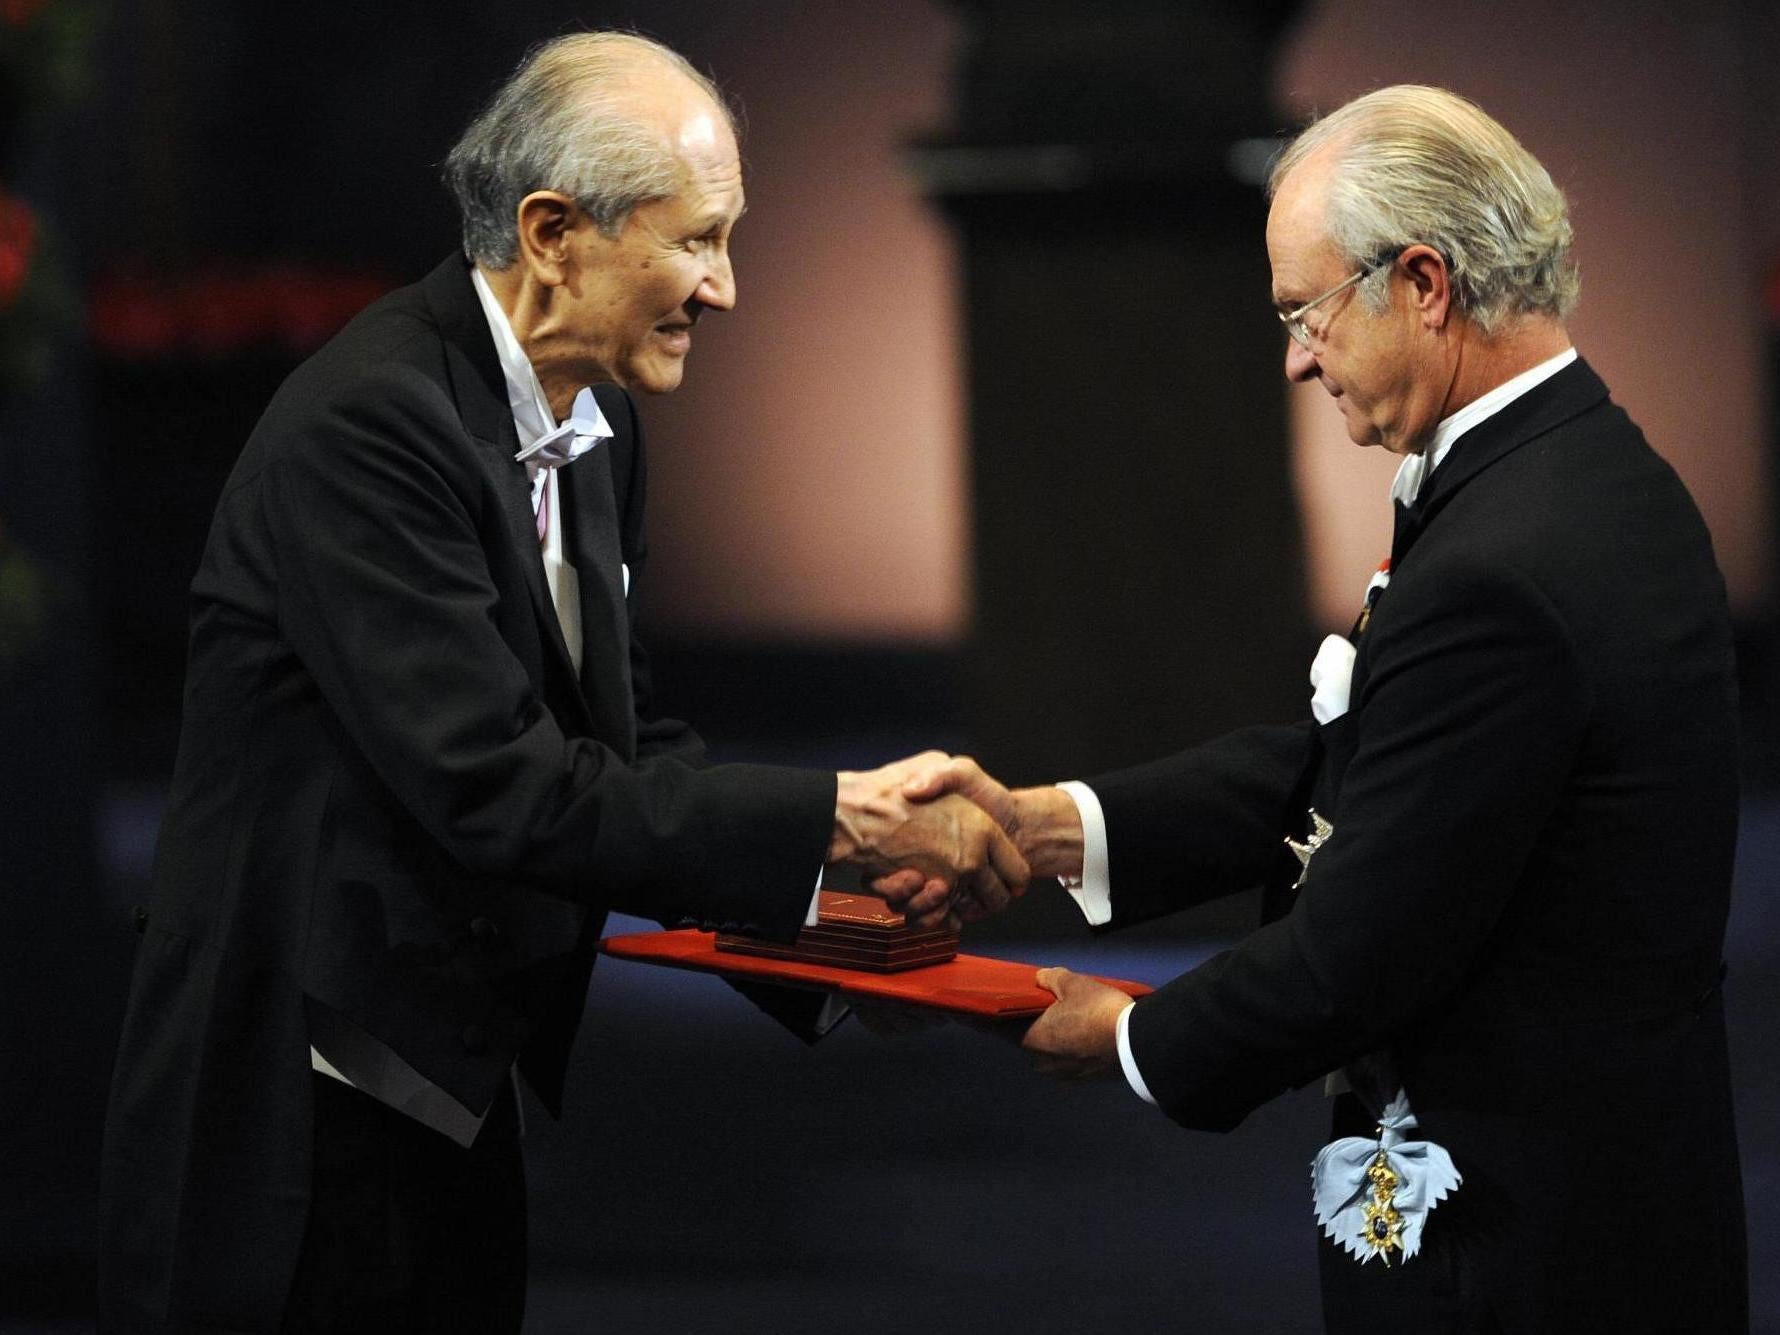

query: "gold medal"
xmin=1360 ymin=1149 xmax=1405 ymax=1264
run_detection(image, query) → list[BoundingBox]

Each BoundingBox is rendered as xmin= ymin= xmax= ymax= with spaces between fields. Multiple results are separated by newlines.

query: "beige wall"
xmin=640 ymin=0 xmax=1774 ymax=642
xmin=639 ymin=1 xmax=968 ymax=642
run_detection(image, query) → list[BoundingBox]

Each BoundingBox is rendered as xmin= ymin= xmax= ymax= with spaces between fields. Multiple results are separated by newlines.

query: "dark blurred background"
xmin=2 ymin=0 xmax=1776 ymax=1329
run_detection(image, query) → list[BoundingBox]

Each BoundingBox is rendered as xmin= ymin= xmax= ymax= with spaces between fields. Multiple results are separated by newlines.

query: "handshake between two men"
xmin=829 ymin=752 xmax=1128 ymax=1074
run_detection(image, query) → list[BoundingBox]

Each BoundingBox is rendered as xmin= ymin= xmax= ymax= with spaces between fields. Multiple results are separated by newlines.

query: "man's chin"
xmin=1339 ymin=411 xmax=1391 ymax=451
xmin=623 ymin=357 xmax=688 ymax=396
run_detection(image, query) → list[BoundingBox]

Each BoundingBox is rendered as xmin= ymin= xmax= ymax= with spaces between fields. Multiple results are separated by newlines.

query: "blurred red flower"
xmin=1 ymin=0 xmax=50 ymax=27
xmin=0 ymin=191 xmax=39 ymax=312
xmin=90 ymin=264 xmax=391 ymax=359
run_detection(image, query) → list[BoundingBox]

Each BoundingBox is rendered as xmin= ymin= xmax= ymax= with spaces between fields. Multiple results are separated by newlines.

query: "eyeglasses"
xmin=1276 ymin=255 xmax=1394 ymax=349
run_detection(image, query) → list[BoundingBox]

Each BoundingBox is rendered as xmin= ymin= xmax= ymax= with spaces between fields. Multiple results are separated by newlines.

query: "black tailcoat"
xmin=98 ymin=257 xmax=835 ymax=1331
xmin=1089 ymin=360 xmax=1745 ymax=1331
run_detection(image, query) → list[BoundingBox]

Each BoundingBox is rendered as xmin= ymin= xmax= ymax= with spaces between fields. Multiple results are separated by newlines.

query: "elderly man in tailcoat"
xmin=98 ymin=32 xmax=1022 ymax=1333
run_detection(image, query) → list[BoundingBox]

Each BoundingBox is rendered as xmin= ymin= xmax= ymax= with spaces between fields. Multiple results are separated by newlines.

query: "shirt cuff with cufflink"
xmin=1054 ymin=780 xmax=1112 ymax=925
xmin=1054 ymin=781 xmax=1155 ymax=1106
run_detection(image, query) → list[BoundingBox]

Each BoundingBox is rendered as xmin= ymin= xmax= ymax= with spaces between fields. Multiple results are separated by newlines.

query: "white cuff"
xmin=804 ymin=867 xmax=824 ymax=927
xmin=1055 ymin=780 xmax=1111 ymax=926
xmin=1115 ymin=1001 xmax=1157 ymax=1106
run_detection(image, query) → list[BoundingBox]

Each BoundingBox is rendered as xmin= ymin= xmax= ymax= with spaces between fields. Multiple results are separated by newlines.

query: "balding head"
xmin=443 ymin=31 xmax=738 ymax=268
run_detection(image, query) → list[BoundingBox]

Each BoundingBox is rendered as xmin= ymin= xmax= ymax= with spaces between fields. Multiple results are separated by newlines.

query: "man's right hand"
xmin=877 ymin=755 xmax=1088 ymax=887
xmin=829 ymin=758 xmax=1029 ymax=929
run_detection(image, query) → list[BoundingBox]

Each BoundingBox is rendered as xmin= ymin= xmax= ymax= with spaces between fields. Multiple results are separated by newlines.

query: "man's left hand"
xmin=1022 ymin=967 xmax=1128 ymax=1078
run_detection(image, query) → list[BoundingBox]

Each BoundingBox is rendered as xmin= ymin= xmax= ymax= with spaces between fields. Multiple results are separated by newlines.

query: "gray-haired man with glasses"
xmin=897 ymin=83 xmax=1745 ymax=1332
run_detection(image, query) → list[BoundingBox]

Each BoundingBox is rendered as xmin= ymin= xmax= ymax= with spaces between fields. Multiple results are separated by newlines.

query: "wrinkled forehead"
xmin=673 ymin=102 xmax=736 ymax=161
xmin=615 ymin=81 xmax=743 ymax=198
xmin=603 ymin=60 xmax=737 ymax=151
xmin=1265 ymin=155 xmax=1342 ymax=295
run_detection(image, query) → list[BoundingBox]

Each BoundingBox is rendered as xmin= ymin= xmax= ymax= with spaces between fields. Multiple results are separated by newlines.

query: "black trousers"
xmin=282 ymin=1072 xmax=527 ymax=1334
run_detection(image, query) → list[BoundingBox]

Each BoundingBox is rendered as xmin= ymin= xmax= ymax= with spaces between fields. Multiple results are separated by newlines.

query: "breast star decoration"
xmin=1285 ymin=809 xmax=1334 ymax=889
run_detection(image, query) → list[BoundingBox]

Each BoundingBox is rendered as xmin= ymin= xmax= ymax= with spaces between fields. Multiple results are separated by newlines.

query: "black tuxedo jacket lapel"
xmin=421 ymin=258 xmax=597 ymax=737
xmin=1364 ymin=358 xmax=1613 ymax=733
xmin=560 ymin=425 xmax=637 ymax=761
xmin=1390 ymin=357 xmax=1609 ymax=568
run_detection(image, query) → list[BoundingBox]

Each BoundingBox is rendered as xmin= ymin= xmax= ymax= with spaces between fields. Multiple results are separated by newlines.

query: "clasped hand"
xmin=860 ymin=753 xmax=1086 ymax=915
xmin=829 ymin=752 xmax=1029 ymax=929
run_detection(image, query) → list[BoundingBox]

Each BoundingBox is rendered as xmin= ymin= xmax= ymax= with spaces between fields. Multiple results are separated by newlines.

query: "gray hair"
xmin=443 ymin=31 xmax=736 ymax=268
xmin=1269 ymin=85 xmax=1579 ymax=334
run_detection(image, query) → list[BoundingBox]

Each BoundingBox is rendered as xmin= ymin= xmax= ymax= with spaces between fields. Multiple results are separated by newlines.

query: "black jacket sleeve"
xmin=1086 ymin=720 xmax=1314 ymax=927
xmin=262 ymin=361 xmax=832 ymax=938
xmin=1127 ymin=556 xmax=1587 ymax=1131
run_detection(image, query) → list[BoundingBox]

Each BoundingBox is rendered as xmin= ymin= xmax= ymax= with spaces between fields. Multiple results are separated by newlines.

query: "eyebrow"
xmin=690 ymin=204 xmax=747 ymax=234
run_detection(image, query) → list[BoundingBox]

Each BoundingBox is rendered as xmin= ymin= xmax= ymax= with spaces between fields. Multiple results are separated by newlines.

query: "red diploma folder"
xmin=599 ymin=926 xmax=1153 ymax=1018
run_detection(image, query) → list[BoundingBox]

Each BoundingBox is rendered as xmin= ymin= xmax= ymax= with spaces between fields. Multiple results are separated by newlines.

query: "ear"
xmin=514 ymin=191 xmax=579 ymax=289
xmin=1398 ymin=243 xmax=1453 ymax=331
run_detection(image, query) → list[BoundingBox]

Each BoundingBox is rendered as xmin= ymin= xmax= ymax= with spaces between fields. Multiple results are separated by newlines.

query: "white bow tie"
xmin=514 ymin=386 xmax=612 ymax=469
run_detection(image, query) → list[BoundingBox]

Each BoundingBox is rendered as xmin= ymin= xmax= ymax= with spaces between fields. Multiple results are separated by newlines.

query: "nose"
xmin=697 ymin=245 xmax=736 ymax=313
xmin=1283 ymin=334 xmax=1319 ymax=383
